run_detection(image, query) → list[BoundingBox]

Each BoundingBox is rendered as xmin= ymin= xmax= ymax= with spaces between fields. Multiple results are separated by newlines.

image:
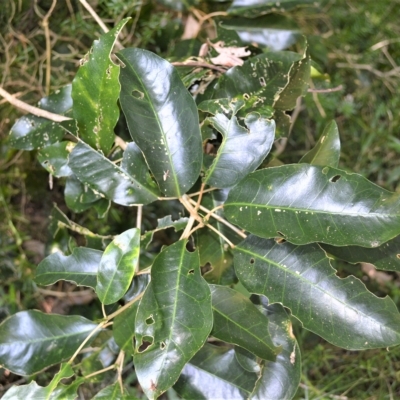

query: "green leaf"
xmin=2 ymin=363 xmax=77 ymax=400
xmin=234 ymin=235 xmax=400 ymax=349
xmin=321 ymin=235 xmax=400 ymax=272
xmin=92 ymin=382 xmax=134 ymax=399
xmin=68 ymin=141 xmax=160 ymax=206
xmin=220 ymin=15 xmax=300 ymax=51
xmin=118 ymin=48 xmax=203 ymax=197
xmin=9 ymin=85 xmax=72 ymax=150
xmin=225 ymin=164 xmax=400 ymax=247
xmin=250 ymin=303 xmax=301 ymax=400
xmin=35 ymin=247 xmax=102 ymax=289
xmin=37 ymin=141 xmax=75 ymax=177
xmin=113 ymin=302 xmax=138 ymax=355
xmin=0 ymin=310 xmax=98 ymax=375
xmin=210 ymin=285 xmax=280 ymax=360
xmin=174 ymin=344 xmax=258 ymax=399
xmin=300 ymin=120 xmax=341 ymax=167
xmin=228 ymin=0 xmax=314 ymax=18
xmin=72 ymin=18 xmax=129 ymax=153
xmin=203 ymin=112 xmax=275 ymax=188
xmin=133 ymin=240 xmax=212 ymax=399
xmin=64 ymin=174 xmax=103 ymax=213
xmin=96 ymin=228 xmax=140 ymax=305
xmin=273 ymin=46 xmax=310 ymax=110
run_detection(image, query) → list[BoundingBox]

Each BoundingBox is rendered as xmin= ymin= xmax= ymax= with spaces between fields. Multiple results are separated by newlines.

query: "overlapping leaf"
xmin=0 ymin=311 xmax=98 ymax=375
xmin=96 ymin=228 xmax=140 ymax=305
xmin=321 ymin=235 xmax=400 ymax=272
xmin=92 ymin=382 xmax=131 ymax=399
xmin=9 ymin=85 xmax=72 ymax=150
xmin=300 ymin=120 xmax=341 ymax=167
xmin=118 ymin=48 xmax=203 ymax=197
xmin=228 ymin=0 xmax=314 ymax=18
xmin=203 ymin=112 xmax=275 ymax=188
xmin=68 ymin=141 xmax=160 ymax=206
xmin=225 ymin=164 xmax=400 ymax=247
xmin=210 ymin=285 xmax=279 ymax=360
xmin=174 ymin=344 xmax=258 ymax=399
xmin=113 ymin=302 xmax=138 ymax=355
xmin=35 ymin=247 xmax=102 ymax=288
xmin=72 ymin=18 xmax=129 ymax=153
xmin=234 ymin=235 xmax=400 ymax=349
xmin=37 ymin=141 xmax=75 ymax=177
xmin=250 ymin=302 xmax=301 ymax=400
xmin=133 ymin=240 xmax=212 ymax=399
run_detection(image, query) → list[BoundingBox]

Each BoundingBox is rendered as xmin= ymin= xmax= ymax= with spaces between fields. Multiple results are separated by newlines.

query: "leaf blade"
xmin=133 ymin=240 xmax=213 ymax=399
xmin=234 ymin=235 xmax=400 ymax=350
xmin=225 ymin=164 xmax=400 ymax=247
xmin=118 ymin=48 xmax=203 ymax=197
xmin=96 ymin=228 xmax=140 ymax=305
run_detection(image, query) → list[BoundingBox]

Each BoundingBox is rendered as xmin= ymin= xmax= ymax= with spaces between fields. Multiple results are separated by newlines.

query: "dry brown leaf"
xmin=207 ymin=39 xmax=250 ymax=67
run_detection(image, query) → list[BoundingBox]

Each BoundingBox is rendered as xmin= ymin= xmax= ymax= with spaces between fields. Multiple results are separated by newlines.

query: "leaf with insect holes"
xmin=133 ymin=240 xmax=212 ymax=399
xmin=96 ymin=228 xmax=140 ymax=305
xmin=225 ymin=164 xmax=400 ymax=247
xmin=72 ymin=18 xmax=129 ymax=153
xmin=118 ymin=48 xmax=203 ymax=197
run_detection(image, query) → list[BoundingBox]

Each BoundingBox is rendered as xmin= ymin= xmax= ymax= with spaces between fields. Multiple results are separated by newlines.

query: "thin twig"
xmin=307 ymin=84 xmax=343 ymax=93
xmin=171 ymin=61 xmax=226 ymax=73
xmin=84 ymin=364 xmax=115 ymax=379
xmin=78 ymin=0 xmax=123 ymax=50
xmin=187 ymin=197 xmax=247 ymax=239
xmin=0 ymin=86 xmax=72 ymax=122
xmin=116 ymin=350 xmax=125 ymax=393
xmin=114 ymin=136 xmax=127 ymax=150
xmin=206 ymin=223 xmax=235 ymax=248
xmin=102 ymin=303 xmax=107 ymax=319
xmin=135 ymin=205 xmax=143 ymax=274
xmin=106 ymin=291 xmax=144 ymax=321
xmin=41 ymin=0 xmax=57 ymax=95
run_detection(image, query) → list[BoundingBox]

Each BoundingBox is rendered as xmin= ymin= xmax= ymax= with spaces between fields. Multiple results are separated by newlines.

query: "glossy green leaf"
xmin=250 ymin=302 xmax=300 ymax=400
xmin=68 ymin=141 xmax=160 ymax=206
xmin=9 ymin=85 xmax=72 ymax=150
xmin=72 ymin=19 xmax=129 ymax=153
xmin=92 ymin=382 xmax=134 ymax=399
xmin=2 ymin=363 xmax=76 ymax=400
xmin=215 ymin=53 xmax=291 ymax=105
xmin=96 ymin=228 xmax=140 ymax=305
xmin=118 ymin=48 xmax=203 ymax=197
xmin=35 ymin=247 xmax=102 ymax=288
xmin=113 ymin=302 xmax=138 ymax=355
xmin=234 ymin=235 xmax=400 ymax=350
xmin=37 ymin=141 xmax=75 ymax=177
xmin=0 ymin=310 xmax=98 ymax=375
xmin=273 ymin=47 xmax=310 ymax=110
xmin=203 ymin=112 xmax=275 ymax=188
xmin=225 ymin=164 xmax=400 ymax=247
xmin=64 ymin=174 xmax=103 ymax=213
xmin=197 ymin=191 xmax=237 ymax=285
xmin=321 ymin=235 xmax=400 ymax=272
xmin=228 ymin=0 xmax=314 ymax=17
xmin=210 ymin=285 xmax=280 ymax=360
xmin=133 ymin=240 xmax=212 ymax=399
xmin=300 ymin=120 xmax=341 ymax=167
xmin=221 ymin=15 xmax=300 ymax=51
xmin=174 ymin=344 xmax=258 ymax=399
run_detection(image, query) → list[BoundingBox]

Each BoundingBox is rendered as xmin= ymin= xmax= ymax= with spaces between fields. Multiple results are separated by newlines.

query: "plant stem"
xmin=106 ymin=292 xmax=144 ymax=321
xmin=84 ymin=364 xmax=115 ymax=379
xmin=187 ymin=197 xmax=247 ymax=239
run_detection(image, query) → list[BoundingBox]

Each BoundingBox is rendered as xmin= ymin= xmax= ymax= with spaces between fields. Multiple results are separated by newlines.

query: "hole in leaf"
xmin=145 ymin=315 xmax=154 ymax=325
xmin=132 ymin=89 xmax=144 ymax=100
xmin=243 ymin=93 xmax=250 ymax=100
xmin=275 ymin=237 xmax=286 ymax=244
xmin=43 ymin=160 xmax=49 ymax=165
xmin=397 ymin=254 xmax=400 ymax=259
xmin=138 ymin=336 xmax=154 ymax=353
xmin=330 ymin=175 xmax=341 ymax=183
xmin=188 ymin=269 xmax=195 ymax=275
xmin=201 ymin=263 xmax=212 ymax=275
xmin=186 ymin=240 xmax=196 ymax=252
xmin=250 ymin=258 xmax=255 ymax=264
xmin=160 ymin=341 xmax=166 ymax=350
xmin=259 ymin=77 xmax=266 ymax=87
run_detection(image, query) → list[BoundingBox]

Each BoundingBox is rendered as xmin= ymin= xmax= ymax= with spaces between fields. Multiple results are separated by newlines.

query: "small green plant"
xmin=2 ymin=3 xmax=400 ymax=399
